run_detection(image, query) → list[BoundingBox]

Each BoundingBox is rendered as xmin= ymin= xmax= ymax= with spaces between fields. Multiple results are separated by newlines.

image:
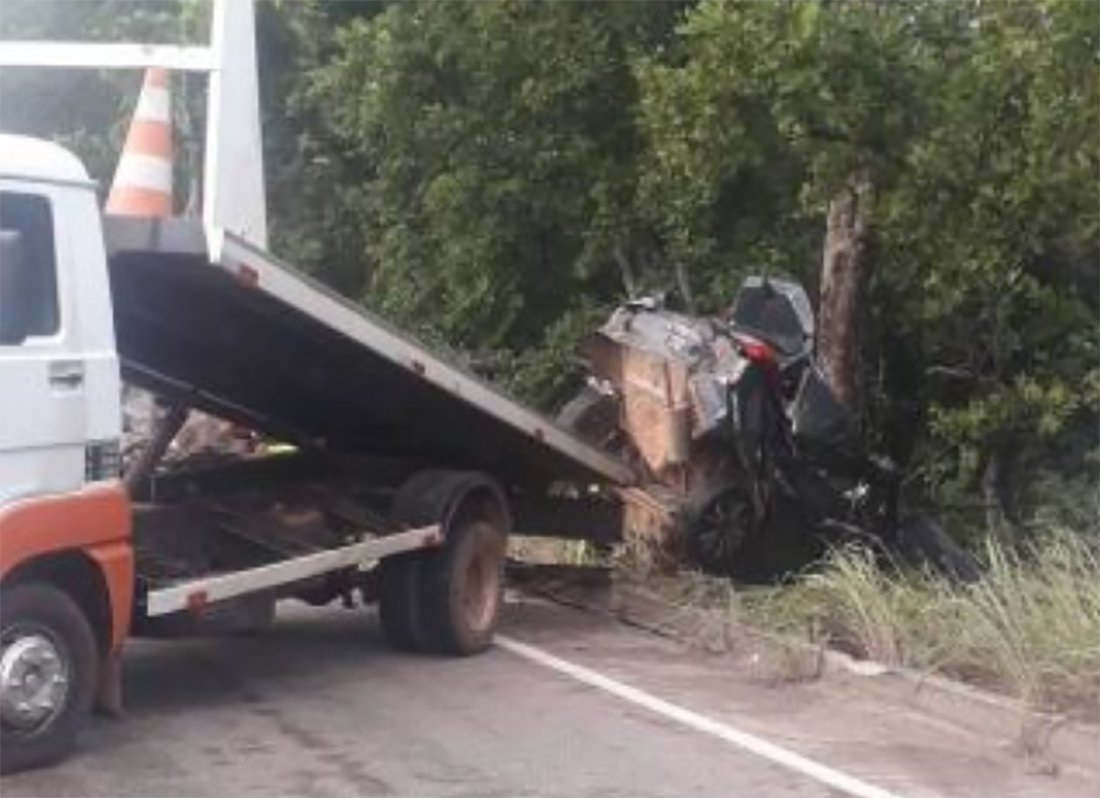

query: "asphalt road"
xmin=4 ymin=593 xmax=1097 ymax=798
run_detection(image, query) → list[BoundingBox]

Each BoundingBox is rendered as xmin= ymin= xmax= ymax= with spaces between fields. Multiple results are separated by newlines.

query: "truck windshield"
xmin=0 ymin=191 xmax=59 ymax=345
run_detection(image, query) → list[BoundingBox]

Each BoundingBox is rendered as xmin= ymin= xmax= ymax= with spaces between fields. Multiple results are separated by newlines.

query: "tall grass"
xmin=955 ymin=534 xmax=1100 ymax=712
xmin=743 ymin=531 xmax=1100 ymax=718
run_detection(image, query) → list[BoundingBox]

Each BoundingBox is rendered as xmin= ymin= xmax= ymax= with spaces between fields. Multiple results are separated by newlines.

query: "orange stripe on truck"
xmin=0 ymin=482 xmax=134 ymax=648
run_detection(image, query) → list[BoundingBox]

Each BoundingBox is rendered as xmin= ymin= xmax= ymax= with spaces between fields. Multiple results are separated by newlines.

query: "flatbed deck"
xmin=105 ymin=217 xmax=633 ymax=490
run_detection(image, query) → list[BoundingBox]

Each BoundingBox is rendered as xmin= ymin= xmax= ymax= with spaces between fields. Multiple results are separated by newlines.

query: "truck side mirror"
xmin=0 ymin=230 xmax=29 ymax=346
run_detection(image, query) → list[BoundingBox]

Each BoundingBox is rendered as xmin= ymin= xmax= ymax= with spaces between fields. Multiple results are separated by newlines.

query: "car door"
xmin=0 ymin=183 xmax=88 ymax=503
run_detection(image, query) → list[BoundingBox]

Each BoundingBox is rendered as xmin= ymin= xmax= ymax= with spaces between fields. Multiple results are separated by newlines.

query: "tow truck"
xmin=0 ymin=0 xmax=631 ymax=773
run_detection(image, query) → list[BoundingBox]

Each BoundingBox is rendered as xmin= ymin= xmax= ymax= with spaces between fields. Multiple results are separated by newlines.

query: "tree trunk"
xmin=817 ymin=172 xmax=874 ymax=414
xmin=674 ymin=259 xmax=697 ymax=314
xmin=614 ymin=246 xmax=638 ymax=299
xmin=981 ymin=448 xmax=1009 ymax=540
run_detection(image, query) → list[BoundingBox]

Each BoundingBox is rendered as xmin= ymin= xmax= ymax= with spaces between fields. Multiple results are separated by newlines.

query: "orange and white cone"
xmin=106 ymin=68 xmax=174 ymax=217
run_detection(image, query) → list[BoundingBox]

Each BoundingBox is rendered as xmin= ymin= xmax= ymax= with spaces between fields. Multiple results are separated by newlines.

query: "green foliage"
xmin=499 ymin=300 xmax=611 ymax=407
xmin=1023 ymin=465 xmax=1100 ymax=541
xmin=5 ymin=0 xmax=1096 ymax=532
xmin=257 ymin=0 xmax=386 ymax=294
xmin=636 ymin=0 xmax=923 ymax=302
xmin=303 ymin=0 xmax=682 ymax=356
xmin=634 ymin=0 xmax=1099 ymax=512
xmin=0 ymin=1 xmax=197 ymax=187
xmin=874 ymin=1 xmax=1100 ymax=504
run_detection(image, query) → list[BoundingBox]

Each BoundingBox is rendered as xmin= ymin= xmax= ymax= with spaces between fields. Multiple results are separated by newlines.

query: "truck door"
xmin=0 ymin=186 xmax=89 ymax=503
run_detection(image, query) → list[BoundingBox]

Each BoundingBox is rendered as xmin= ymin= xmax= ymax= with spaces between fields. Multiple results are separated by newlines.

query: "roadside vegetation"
xmin=3 ymin=1 xmax=1095 ymax=711
xmin=615 ymin=529 xmax=1100 ymax=720
xmin=752 ymin=533 xmax=1099 ymax=717
xmin=4 ymin=0 xmax=1095 ymax=537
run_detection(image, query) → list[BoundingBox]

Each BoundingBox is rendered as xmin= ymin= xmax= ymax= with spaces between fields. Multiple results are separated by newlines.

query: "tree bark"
xmin=817 ymin=172 xmax=874 ymax=414
xmin=674 ymin=259 xmax=697 ymax=314
xmin=614 ymin=246 xmax=638 ymax=299
xmin=981 ymin=448 xmax=1009 ymax=540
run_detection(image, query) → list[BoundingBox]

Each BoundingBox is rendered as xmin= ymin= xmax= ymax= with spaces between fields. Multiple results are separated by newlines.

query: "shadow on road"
xmin=117 ymin=606 xmax=402 ymax=716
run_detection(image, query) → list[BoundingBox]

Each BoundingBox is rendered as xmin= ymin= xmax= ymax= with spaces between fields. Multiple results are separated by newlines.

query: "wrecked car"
xmin=559 ymin=276 xmax=979 ymax=581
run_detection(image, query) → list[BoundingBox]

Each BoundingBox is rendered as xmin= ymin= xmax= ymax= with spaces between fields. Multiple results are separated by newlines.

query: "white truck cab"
xmin=0 ymin=132 xmax=522 ymax=777
xmin=0 ymin=135 xmax=123 ymax=505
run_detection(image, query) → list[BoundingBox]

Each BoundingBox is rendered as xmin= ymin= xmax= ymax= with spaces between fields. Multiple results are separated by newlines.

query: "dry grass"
xmin=742 ymin=531 xmax=1100 ymax=719
xmin=612 ymin=538 xmax=747 ymax=651
xmin=508 ymin=536 xmax=603 ymax=565
xmin=953 ymin=535 xmax=1100 ymax=712
xmin=512 ymin=528 xmax=1099 ymax=718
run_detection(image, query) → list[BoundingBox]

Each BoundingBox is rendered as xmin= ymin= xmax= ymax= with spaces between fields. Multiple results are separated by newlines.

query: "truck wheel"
xmin=419 ymin=517 xmax=507 ymax=656
xmin=0 ymin=583 xmax=98 ymax=775
xmin=378 ymin=555 xmax=425 ymax=652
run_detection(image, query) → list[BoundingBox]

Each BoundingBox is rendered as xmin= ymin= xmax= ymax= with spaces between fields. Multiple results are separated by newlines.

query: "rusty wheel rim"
xmin=463 ymin=531 xmax=502 ymax=633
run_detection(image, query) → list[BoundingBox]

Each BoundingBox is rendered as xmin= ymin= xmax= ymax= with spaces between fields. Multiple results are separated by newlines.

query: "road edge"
xmin=508 ymin=564 xmax=1099 ymax=776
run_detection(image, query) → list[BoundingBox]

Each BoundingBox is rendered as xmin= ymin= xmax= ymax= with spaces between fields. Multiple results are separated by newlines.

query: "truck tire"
xmin=1 ymin=582 xmax=99 ymax=775
xmin=378 ymin=554 xmax=425 ymax=652
xmin=418 ymin=516 xmax=507 ymax=656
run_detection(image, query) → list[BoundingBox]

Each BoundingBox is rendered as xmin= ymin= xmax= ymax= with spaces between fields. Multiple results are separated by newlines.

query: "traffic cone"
xmin=106 ymin=68 xmax=174 ymax=217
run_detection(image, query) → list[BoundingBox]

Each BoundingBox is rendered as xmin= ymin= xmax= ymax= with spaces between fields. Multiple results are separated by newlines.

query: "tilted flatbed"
xmin=0 ymin=1 xmax=640 ymax=774
xmin=105 ymin=216 xmax=634 ymax=490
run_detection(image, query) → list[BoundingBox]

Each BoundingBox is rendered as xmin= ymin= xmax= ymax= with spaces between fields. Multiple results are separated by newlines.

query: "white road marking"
xmin=498 ymin=634 xmax=914 ymax=798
